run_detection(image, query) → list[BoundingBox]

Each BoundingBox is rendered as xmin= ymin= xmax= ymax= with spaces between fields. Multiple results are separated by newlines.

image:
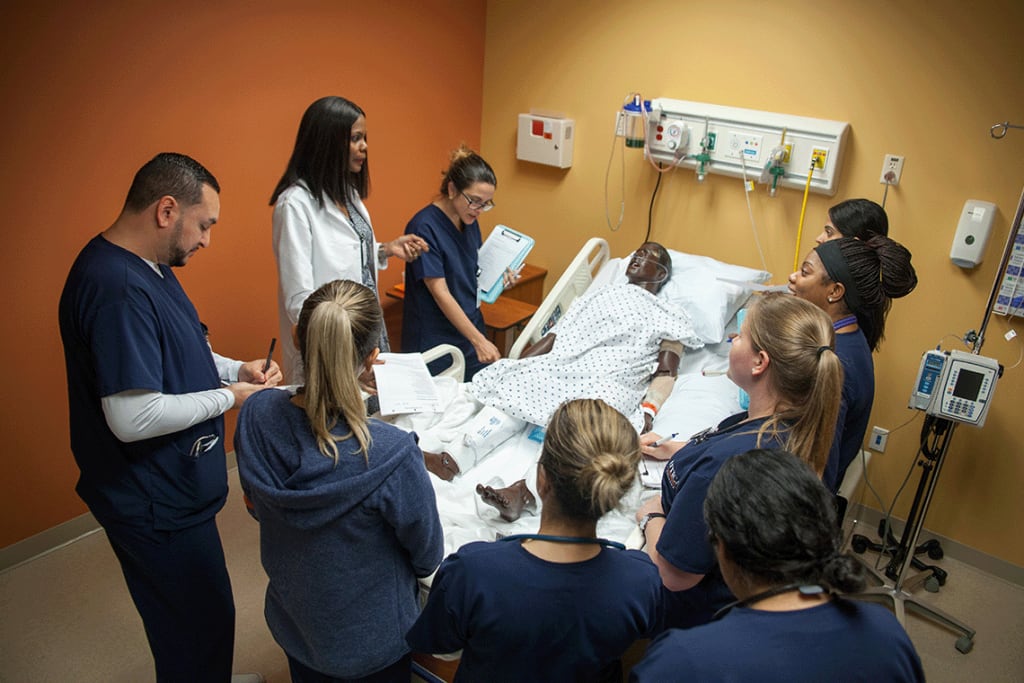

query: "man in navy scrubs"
xmin=59 ymin=153 xmax=281 ymax=682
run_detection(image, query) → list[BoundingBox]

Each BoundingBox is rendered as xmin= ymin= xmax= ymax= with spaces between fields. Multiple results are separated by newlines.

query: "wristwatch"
xmin=639 ymin=512 xmax=666 ymax=536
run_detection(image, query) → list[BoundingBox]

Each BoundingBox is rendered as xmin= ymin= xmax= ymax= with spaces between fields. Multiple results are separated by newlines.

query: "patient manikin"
xmin=401 ymin=242 xmax=704 ymax=520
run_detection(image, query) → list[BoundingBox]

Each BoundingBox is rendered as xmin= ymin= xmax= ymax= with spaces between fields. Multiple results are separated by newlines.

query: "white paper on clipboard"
xmin=477 ymin=225 xmax=534 ymax=303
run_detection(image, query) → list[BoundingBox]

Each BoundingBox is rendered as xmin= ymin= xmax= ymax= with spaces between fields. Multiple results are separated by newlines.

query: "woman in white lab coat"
xmin=271 ymin=96 xmax=428 ymax=382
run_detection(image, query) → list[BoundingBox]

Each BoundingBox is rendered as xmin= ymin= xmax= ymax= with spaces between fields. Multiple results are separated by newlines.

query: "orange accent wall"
xmin=480 ymin=0 xmax=1024 ymax=565
xmin=0 ymin=1 xmax=486 ymax=548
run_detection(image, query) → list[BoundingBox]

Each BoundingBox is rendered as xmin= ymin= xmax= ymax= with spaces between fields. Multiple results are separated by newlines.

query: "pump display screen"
xmin=952 ymin=369 xmax=984 ymax=400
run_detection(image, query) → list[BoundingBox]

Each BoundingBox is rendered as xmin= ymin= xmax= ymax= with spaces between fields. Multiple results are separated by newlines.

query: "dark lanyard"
xmin=499 ymin=533 xmax=626 ymax=550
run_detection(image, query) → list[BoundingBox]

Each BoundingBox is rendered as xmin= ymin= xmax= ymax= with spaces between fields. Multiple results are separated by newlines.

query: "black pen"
xmin=263 ymin=338 xmax=276 ymax=374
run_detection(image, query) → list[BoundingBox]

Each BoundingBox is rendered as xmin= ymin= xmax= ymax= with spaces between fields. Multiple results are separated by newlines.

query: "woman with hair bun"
xmin=790 ymin=234 xmax=917 ymax=490
xmin=631 ymin=448 xmax=924 ymax=683
xmin=407 ymin=399 xmax=663 ymax=682
xmin=402 ymin=145 xmax=500 ymax=380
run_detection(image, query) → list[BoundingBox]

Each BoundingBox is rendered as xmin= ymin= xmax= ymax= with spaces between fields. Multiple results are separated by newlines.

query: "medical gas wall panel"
xmin=647 ymin=98 xmax=850 ymax=196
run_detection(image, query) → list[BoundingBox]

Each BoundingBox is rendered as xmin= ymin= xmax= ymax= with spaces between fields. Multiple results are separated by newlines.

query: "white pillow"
xmin=591 ymin=250 xmax=770 ymax=343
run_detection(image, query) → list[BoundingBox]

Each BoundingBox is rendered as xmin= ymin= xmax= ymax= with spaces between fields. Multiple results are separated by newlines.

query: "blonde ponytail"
xmin=296 ymin=280 xmax=382 ymax=465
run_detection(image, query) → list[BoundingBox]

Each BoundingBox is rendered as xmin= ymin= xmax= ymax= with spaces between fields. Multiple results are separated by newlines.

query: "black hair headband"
xmin=815 ymin=240 xmax=864 ymax=315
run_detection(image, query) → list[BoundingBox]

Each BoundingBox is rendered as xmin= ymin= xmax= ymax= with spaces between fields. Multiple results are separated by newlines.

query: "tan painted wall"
xmin=0 ymin=0 xmax=486 ymax=547
xmin=481 ymin=0 xmax=1024 ymax=564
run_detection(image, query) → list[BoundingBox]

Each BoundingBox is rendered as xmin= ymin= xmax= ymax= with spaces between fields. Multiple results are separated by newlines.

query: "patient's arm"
xmin=641 ymin=340 xmax=683 ymax=433
xmin=519 ymin=333 xmax=556 ymax=358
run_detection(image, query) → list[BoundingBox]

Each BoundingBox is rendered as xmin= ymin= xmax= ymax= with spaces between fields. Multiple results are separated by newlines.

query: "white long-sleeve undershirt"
xmin=100 ymin=351 xmax=242 ymax=443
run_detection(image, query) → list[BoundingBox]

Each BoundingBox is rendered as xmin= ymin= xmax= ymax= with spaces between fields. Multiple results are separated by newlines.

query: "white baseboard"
xmin=1 ymin=452 xmax=240 ymax=574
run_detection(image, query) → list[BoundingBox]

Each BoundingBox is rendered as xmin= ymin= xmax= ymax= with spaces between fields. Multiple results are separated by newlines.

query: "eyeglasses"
xmin=460 ymin=190 xmax=495 ymax=212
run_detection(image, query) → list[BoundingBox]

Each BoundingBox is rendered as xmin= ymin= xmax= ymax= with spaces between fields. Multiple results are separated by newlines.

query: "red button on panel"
xmin=532 ymin=119 xmax=544 ymax=136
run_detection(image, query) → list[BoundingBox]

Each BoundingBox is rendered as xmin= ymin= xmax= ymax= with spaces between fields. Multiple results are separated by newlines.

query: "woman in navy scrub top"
xmin=402 ymin=145 xmax=498 ymax=380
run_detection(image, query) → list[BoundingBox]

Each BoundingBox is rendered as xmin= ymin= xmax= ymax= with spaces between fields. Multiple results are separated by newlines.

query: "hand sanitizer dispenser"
xmin=950 ymin=200 xmax=997 ymax=268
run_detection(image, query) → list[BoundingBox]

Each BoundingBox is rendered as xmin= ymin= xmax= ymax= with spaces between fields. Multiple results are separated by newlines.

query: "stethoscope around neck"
xmin=499 ymin=533 xmax=626 ymax=550
xmin=712 ymin=582 xmax=828 ymax=620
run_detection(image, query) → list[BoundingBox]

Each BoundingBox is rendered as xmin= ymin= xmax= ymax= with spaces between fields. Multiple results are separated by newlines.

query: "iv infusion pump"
xmin=909 ymin=349 xmax=1002 ymax=427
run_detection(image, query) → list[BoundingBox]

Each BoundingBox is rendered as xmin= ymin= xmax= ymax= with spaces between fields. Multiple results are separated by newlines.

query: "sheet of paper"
xmin=372 ymin=353 xmax=442 ymax=415
xmin=478 ymin=227 xmax=529 ymax=292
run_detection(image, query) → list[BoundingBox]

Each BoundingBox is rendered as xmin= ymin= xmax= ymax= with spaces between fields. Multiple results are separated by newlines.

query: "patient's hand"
xmin=423 ymin=450 xmax=460 ymax=481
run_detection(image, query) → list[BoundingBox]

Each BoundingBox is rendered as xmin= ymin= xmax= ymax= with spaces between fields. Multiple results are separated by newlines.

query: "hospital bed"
xmin=391 ymin=238 xmax=771 ymax=557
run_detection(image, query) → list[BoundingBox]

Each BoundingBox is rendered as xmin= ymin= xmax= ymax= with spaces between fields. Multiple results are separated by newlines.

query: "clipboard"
xmin=477 ymin=225 xmax=534 ymax=303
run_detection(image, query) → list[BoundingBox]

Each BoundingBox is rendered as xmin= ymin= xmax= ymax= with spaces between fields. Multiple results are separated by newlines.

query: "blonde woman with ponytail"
xmin=407 ymin=399 xmax=663 ymax=682
xmin=636 ymin=292 xmax=843 ymax=630
xmin=236 ymin=279 xmax=444 ymax=683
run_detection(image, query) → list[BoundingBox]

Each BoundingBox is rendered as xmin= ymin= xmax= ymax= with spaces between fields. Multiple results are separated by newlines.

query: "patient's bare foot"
xmin=476 ymin=479 xmax=537 ymax=522
xmin=423 ymin=450 xmax=460 ymax=481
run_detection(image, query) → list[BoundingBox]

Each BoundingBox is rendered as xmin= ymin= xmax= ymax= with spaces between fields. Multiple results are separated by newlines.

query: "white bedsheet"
xmin=387 ymin=341 xmax=741 ymax=558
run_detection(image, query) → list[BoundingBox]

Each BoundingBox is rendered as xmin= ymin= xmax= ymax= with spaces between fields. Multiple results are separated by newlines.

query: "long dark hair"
xmin=705 ymin=448 xmax=865 ymax=593
xmin=270 ymin=96 xmax=369 ymax=207
xmin=817 ymin=236 xmax=917 ymax=351
xmin=828 ymin=198 xmax=889 ymax=240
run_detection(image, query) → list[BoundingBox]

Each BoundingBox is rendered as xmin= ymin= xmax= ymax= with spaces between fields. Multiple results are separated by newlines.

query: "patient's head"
xmin=626 ymin=241 xmax=672 ymax=293
xmin=705 ymin=448 xmax=865 ymax=596
xmin=537 ymin=399 xmax=640 ymax=522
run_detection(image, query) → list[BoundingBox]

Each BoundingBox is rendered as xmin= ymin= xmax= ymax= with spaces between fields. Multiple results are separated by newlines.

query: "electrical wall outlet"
xmin=811 ymin=147 xmax=828 ymax=172
xmin=880 ymin=154 xmax=904 ymax=185
xmin=869 ymin=426 xmax=889 ymax=453
xmin=782 ymin=143 xmax=794 ymax=164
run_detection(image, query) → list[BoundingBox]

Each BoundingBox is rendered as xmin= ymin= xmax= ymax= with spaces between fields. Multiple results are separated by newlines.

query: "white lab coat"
xmin=272 ymin=182 xmax=385 ymax=382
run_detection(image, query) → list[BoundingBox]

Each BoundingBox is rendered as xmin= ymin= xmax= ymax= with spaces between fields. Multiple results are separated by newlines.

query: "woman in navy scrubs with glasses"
xmin=402 ymin=145 xmax=499 ymax=380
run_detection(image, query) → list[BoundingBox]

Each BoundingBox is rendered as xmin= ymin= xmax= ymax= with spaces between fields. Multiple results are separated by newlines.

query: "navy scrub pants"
xmin=103 ymin=516 xmax=235 ymax=682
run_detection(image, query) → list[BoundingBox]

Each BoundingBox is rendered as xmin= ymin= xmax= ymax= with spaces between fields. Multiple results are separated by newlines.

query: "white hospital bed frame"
xmin=508 ymin=237 xmax=610 ymax=359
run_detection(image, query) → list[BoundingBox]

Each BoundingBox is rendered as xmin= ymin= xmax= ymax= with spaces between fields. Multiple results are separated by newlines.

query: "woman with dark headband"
xmin=631 ymin=448 xmax=924 ymax=682
xmin=789 ymin=234 xmax=917 ymax=490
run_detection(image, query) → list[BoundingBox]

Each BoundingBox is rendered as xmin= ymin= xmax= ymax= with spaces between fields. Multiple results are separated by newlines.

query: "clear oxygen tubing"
xmin=792 ymin=157 xmax=816 ymax=273
xmin=603 ymin=94 xmax=631 ymax=231
xmin=738 ymin=153 xmax=769 ymax=273
xmin=630 ymin=255 xmax=670 ymax=284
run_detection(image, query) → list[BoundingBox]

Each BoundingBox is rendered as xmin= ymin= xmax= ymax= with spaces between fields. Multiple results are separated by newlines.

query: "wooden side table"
xmin=385 ymin=264 xmax=547 ymax=355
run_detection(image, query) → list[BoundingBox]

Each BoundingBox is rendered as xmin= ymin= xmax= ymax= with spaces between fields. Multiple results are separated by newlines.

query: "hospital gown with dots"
xmin=469 ymin=283 xmax=703 ymax=430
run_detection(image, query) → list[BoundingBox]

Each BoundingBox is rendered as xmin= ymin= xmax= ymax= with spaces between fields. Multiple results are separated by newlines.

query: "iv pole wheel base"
xmin=955 ymin=635 xmax=974 ymax=654
xmin=924 ymin=576 xmax=941 ymax=593
xmin=851 ymin=535 xmax=870 ymax=554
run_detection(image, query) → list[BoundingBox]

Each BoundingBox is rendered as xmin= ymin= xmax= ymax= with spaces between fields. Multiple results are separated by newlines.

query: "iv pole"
xmin=852 ymin=125 xmax=1023 ymax=655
